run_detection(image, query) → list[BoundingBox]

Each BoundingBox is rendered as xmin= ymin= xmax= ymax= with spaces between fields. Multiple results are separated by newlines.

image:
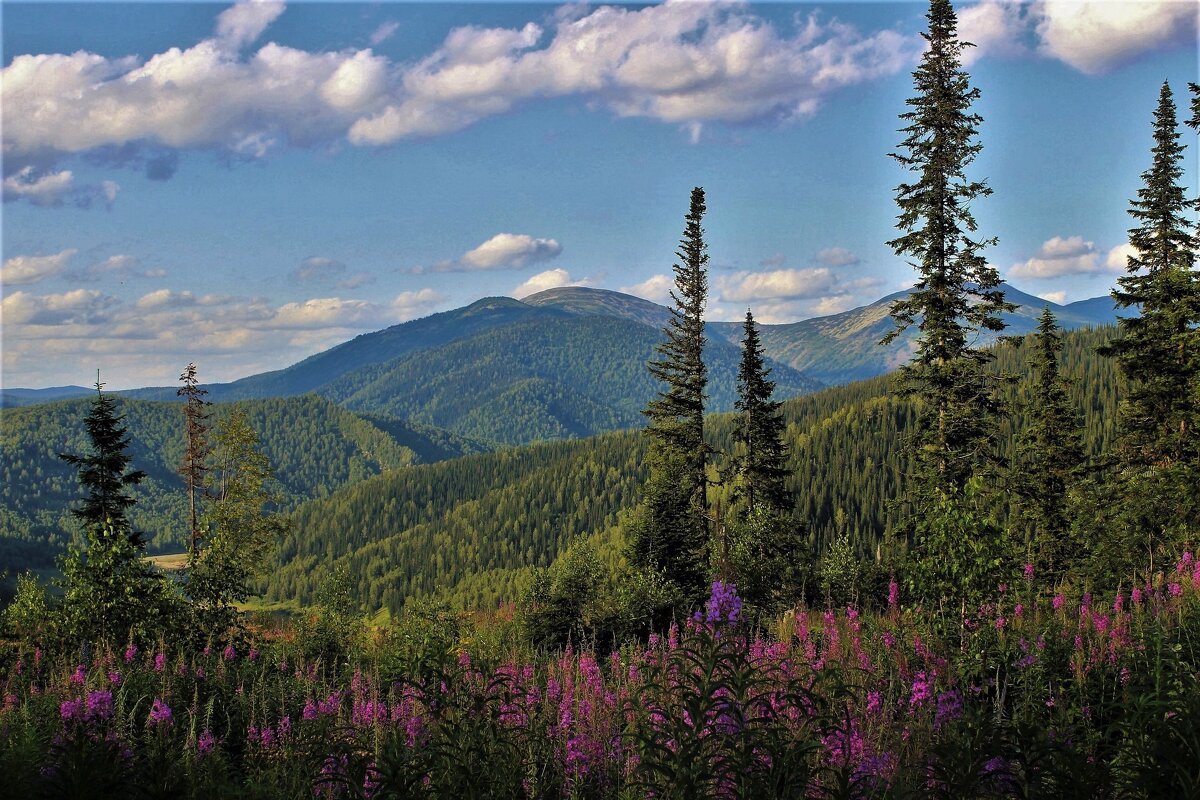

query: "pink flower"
xmin=154 ymin=652 xmax=166 ymax=673
xmin=1169 ymin=583 xmax=1183 ymax=598
xmin=1023 ymin=563 xmax=1035 ymax=580
xmin=197 ymin=730 xmax=217 ymax=756
xmin=222 ymin=645 xmax=236 ymax=661
xmin=148 ymin=698 xmax=173 ymax=728
xmin=70 ymin=665 xmax=86 ymax=686
xmin=123 ymin=643 xmax=138 ymax=663
xmin=1052 ymin=594 xmax=1065 ymax=611
xmin=888 ymin=580 xmax=899 ymax=608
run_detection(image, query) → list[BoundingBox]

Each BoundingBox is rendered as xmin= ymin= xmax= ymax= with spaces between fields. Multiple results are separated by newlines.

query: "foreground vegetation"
xmin=2 ymin=564 xmax=1198 ymax=799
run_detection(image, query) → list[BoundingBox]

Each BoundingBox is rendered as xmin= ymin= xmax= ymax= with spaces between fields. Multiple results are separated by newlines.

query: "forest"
xmin=1 ymin=0 xmax=1198 ymax=796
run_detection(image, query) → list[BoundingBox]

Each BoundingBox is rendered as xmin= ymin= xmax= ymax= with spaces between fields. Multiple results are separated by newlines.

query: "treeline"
xmin=0 ymin=394 xmax=484 ymax=578
xmin=259 ymin=324 xmax=1121 ymax=616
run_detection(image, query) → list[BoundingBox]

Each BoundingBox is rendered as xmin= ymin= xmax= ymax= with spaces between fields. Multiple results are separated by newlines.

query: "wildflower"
xmin=935 ymin=691 xmax=962 ymax=729
xmin=909 ymin=672 xmax=933 ymax=708
xmin=248 ymin=648 xmax=259 ymax=661
xmin=106 ymin=670 xmax=122 ymax=686
xmin=1023 ymin=562 xmax=1034 ymax=580
xmin=223 ymin=645 xmax=236 ymax=661
xmin=197 ymin=730 xmax=217 ymax=756
xmin=1132 ymin=587 xmax=1143 ymax=605
xmin=705 ymin=581 xmax=742 ymax=625
xmin=994 ymin=617 xmax=1006 ymax=630
xmin=303 ymin=699 xmax=318 ymax=721
xmin=888 ymin=579 xmax=899 ymax=608
xmin=1169 ymin=583 xmax=1183 ymax=598
xmin=85 ymin=690 xmax=114 ymax=722
xmin=123 ymin=643 xmax=138 ymax=663
xmin=60 ymin=698 xmax=84 ymax=722
xmin=148 ymin=698 xmax=173 ymax=729
xmin=1013 ymin=603 xmax=1024 ymax=618
xmin=1052 ymin=594 xmax=1065 ymax=611
xmin=154 ymin=652 xmax=166 ymax=673
xmin=70 ymin=665 xmax=86 ymax=686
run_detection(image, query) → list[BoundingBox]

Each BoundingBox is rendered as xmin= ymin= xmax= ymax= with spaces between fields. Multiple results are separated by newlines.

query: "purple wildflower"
xmin=148 ymin=698 xmax=173 ymax=729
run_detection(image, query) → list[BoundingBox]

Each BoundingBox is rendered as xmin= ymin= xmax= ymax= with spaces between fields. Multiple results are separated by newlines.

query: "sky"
xmin=1 ymin=0 xmax=1196 ymax=389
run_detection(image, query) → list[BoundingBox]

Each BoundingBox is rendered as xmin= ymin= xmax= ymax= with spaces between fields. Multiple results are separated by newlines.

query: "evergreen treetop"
xmin=58 ymin=374 xmax=147 ymax=547
xmin=733 ymin=309 xmax=789 ymax=515
xmin=884 ymin=0 xmax=1013 ymax=494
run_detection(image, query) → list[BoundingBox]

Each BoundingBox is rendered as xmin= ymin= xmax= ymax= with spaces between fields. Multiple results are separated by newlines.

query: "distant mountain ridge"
xmin=9 ymin=283 xmax=1120 ymax=439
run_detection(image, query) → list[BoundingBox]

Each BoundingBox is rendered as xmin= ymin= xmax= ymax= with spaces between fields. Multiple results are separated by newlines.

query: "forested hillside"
xmin=323 ymin=315 xmax=819 ymax=445
xmin=262 ymin=325 xmax=1122 ymax=615
xmin=0 ymin=395 xmax=485 ymax=572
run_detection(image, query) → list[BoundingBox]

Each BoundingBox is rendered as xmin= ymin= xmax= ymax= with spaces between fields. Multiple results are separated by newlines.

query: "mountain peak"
xmin=523 ymin=286 xmax=671 ymax=330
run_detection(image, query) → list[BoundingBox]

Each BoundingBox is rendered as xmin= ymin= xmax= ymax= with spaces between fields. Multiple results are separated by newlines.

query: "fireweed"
xmin=1 ymin=562 xmax=1198 ymax=798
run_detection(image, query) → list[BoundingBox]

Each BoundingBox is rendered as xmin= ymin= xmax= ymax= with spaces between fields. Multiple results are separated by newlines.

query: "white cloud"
xmin=78 ymin=254 xmax=166 ymax=282
xmin=453 ymin=233 xmax=562 ymax=271
xmin=717 ymin=267 xmax=840 ymax=302
xmin=512 ymin=268 xmax=588 ymax=298
xmin=215 ymin=0 xmax=286 ymax=51
xmin=3 ymin=285 xmax=446 ymax=387
xmin=1033 ymin=0 xmax=1196 ymax=75
xmin=813 ymin=246 xmax=860 ymax=267
xmin=1105 ymin=242 xmax=1138 ymax=271
xmin=1008 ymin=235 xmax=1107 ymax=279
xmin=1 ymin=249 xmax=77 ymax=286
xmin=1039 ymin=290 xmax=1068 ymax=304
xmin=620 ymin=274 xmax=675 ymax=304
xmin=335 ymin=272 xmax=376 ymax=290
xmin=370 ymin=21 xmax=400 ymax=47
xmin=957 ymin=0 xmax=1031 ymax=65
xmin=2 ymin=168 xmax=76 ymax=205
xmin=3 ymin=2 xmax=921 ymax=169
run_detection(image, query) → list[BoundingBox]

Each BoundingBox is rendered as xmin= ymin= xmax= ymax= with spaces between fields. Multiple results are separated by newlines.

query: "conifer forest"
xmin=2 ymin=1 xmax=1199 ymax=797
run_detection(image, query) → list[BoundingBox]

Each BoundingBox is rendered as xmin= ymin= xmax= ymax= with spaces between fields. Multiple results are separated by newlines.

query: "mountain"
xmin=0 ymin=386 xmax=93 ymax=408
xmin=124 ymin=297 xmax=563 ymax=403
xmin=0 ymin=394 xmax=486 ymax=571
xmin=699 ymin=282 xmax=1123 ymax=385
xmin=320 ymin=314 xmax=820 ymax=446
xmin=262 ymin=325 xmax=1123 ymax=615
xmin=523 ymin=286 xmax=674 ymax=330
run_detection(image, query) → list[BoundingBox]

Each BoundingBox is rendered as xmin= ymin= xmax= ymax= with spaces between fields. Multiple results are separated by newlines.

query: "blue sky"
xmin=2 ymin=1 xmax=1196 ymax=389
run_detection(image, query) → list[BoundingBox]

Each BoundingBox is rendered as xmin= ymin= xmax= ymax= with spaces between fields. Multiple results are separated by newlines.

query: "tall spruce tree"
xmin=884 ymin=0 xmax=1013 ymax=607
xmin=1012 ymin=308 xmax=1086 ymax=582
xmin=628 ymin=186 xmax=712 ymax=603
xmin=178 ymin=363 xmax=211 ymax=557
xmin=733 ymin=309 xmax=789 ymax=514
xmin=884 ymin=0 xmax=1012 ymax=497
xmin=58 ymin=373 xmax=147 ymax=547
xmin=1103 ymin=81 xmax=1200 ymax=569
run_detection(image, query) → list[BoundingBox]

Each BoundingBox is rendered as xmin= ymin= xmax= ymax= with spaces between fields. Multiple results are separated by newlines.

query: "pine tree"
xmin=1102 ymin=81 xmax=1200 ymax=568
xmin=884 ymin=0 xmax=1013 ymax=498
xmin=58 ymin=373 xmax=147 ymax=547
xmin=1012 ymin=308 xmax=1086 ymax=582
xmin=733 ymin=310 xmax=789 ymax=514
xmin=177 ymin=363 xmax=211 ymax=557
xmin=628 ymin=186 xmax=712 ymax=603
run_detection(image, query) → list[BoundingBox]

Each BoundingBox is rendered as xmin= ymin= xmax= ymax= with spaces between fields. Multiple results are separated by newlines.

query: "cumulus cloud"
xmin=448 ymin=233 xmax=563 ymax=271
xmin=1007 ymin=235 xmax=1124 ymax=279
xmin=512 ymin=268 xmax=589 ymax=298
xmin=713 ymin=266 xmax=882 ymax=323
xmin=2 ymin=1 xmax=922 ymax=175
xmin=0 ymin=167 xmax=119 ymax=209
xmin=620 ymin=274 xmax=675 ymax=304
xmin=1039 ymin=290 xmax=1068 ymax=304
xmin=1105 ymin=242 xmax=1139 ymax=271
xmin=717 ymin=267 xmax=840 ymax=302
xmin=2 ymin=285 xmax=446 ymax=387
xmin=952 ymin=0 xmax=1195 ymax=74
xmin=76 ymin=254 xmax=167 ymax=282
xmin=215 ymin=0 xmax=286 ymax=51
xmin=813 ymin=247 xmax=860 ymax=268
xmin=1033 ymin=1 xmax=1196 ymax=75
xmin=1 ymin=249 xmax=77 ymax=286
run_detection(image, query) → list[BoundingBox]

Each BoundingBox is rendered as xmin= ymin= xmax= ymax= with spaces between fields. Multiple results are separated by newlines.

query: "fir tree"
xmin=628 ymin=187 xmax=712 ymax=603
xmin=1012 ymin=308 xmax=1086 ymax=582
xmin=1102 ymin=81 xmax=1200 ymax=568
xmin=883 ymin=0 xmax=1014 ymax=607
xmin=58 ymin=373 xmax=147 ymax=547
xmin=733 ymin=310 xmax=789 ymax=514
xmin=884 ymin=0 xmax=1013 ymax=497
xmin=177 ymin=363 xmax=211 ymax=557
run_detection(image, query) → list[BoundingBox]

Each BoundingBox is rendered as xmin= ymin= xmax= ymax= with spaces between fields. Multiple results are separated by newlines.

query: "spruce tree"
xmin=58 ymin=373 xmax=147 ymax=547
xmin=628 ymin=186 xmax=711 ymax=603
xmin=884 ymin=0 xmax=1012 ymax=495
xmin=1103 ymin=81 xmax=1200 ymax=568
xmin=1012 ymin=308 xmax=1086 ymax=582
xmin=178 ymin=363 xmax=211 ymax=557
xmin=884 ymin=0 xmax=1013 ymax=606
xmin=733 ymin=309 xmax=789 ymax=514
